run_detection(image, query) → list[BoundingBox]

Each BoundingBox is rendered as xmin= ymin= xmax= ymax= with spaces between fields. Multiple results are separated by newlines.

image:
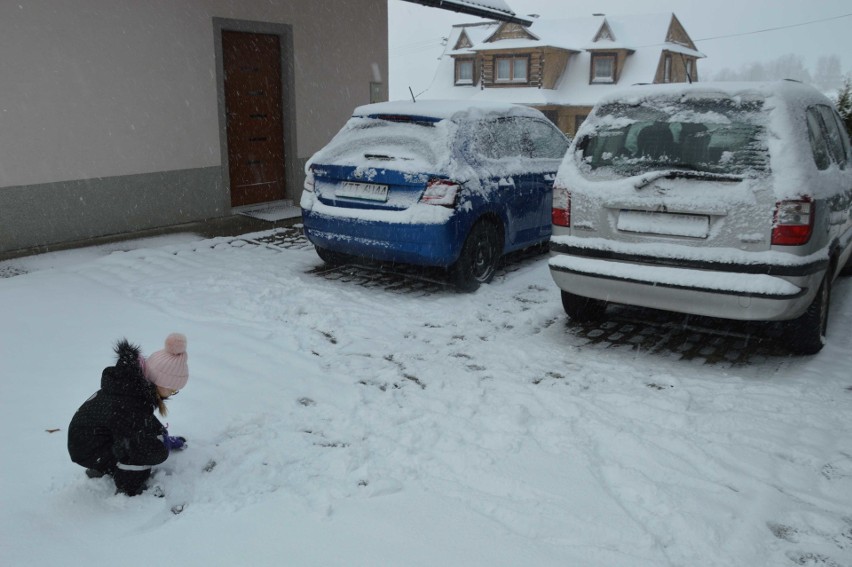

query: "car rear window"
xmin=464 ymin=117 xmax=569 ymax=161
xmin=311 ymin=115 xmax=454 ymax=172
xmin=576 ymin=96 xmax=769 ymax=178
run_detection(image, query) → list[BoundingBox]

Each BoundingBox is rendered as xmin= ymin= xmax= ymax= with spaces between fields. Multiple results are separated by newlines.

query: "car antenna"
xmin=409 ymin=86 xmax=417 ymax=102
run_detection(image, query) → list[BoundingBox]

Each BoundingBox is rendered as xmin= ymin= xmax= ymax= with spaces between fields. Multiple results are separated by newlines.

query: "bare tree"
xmin=764 ymin=54 xmax=811 ymax=83
xmin=814 ymin=55 xmax=843 ymax=91
xmin=710 ymin=53 xmax=819 ymax=83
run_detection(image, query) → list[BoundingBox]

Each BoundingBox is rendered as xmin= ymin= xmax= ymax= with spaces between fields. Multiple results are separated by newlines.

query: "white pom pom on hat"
xmin=145 ymin=332 xmax=189 ymax=391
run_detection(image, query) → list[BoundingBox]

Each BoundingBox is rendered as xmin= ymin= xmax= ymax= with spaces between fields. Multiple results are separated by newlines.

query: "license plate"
xmin=617 ymin=210 xmax=709 ymax=238
xmin=336 ymin=181 xmax=388 ymax=202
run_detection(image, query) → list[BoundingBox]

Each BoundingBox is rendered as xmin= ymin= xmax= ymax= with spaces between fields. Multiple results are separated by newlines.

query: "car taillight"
xmin=552 ymin=184 xmax=571 ymax=227
xmin=303 ymin=170 xmax=315 ymax=193
xmin=772 ymin=198 xmax=814 ymax=246
xmin=420 ymin=179 xmax=459 ymax=207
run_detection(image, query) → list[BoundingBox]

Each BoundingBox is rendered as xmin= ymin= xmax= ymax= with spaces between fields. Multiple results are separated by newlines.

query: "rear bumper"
xmin=302 ymin=209 xmax=462 ymax=267
xmin=548 ymin=241 xmax=827 ymax=321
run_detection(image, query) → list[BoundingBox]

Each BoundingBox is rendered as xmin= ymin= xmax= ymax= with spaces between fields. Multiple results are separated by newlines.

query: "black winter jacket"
xmin=67 ymin=340 xmax=168 ymax=474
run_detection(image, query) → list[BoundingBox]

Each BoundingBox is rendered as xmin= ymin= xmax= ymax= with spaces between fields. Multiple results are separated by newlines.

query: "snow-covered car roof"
xmin=591 ymin=80 xmax=833 ymax=109
xmin=352 ymin=99 xmax=547 ymax=123
xmin=308 ymin=99 xmax=559 ymax=180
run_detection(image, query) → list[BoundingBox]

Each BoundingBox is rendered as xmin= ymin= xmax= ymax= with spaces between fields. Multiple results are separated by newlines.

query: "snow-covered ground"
xmin=1 ymin=229 xmax=851 ymax=567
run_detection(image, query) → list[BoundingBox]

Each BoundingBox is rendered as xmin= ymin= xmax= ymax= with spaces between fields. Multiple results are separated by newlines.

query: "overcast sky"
xmin=388 ymin=0 xmax=852 ymax=99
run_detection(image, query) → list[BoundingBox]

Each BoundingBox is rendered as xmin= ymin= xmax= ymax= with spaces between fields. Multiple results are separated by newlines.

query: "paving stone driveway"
xmin=247 ymin=228 xmax=794 ymax=366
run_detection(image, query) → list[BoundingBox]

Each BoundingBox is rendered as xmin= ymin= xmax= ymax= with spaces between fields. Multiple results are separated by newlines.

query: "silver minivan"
xmin=549 ymin=81 xmax=852 ymax=354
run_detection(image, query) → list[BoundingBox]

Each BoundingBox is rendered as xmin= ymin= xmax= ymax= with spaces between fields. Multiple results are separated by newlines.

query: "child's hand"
xmin=163 ymin=435 xmax=187 ymax=451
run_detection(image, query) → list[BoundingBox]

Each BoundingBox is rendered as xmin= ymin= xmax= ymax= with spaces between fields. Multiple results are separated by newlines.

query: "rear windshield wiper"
xmin=363 ymin=153 xmax=413 ymax=161
xmin=634 ymin=168 xmax=744 ymax=189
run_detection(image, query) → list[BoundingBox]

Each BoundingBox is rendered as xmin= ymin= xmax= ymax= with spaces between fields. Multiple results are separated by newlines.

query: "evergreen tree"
xmin=836 ymin=76 xmax=852 ymax=136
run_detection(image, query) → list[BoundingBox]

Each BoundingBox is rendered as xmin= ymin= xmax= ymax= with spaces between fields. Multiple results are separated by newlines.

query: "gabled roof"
xmin=465 ymin=13 xmax=704 ymax=57
xmin=483 ymin=21 xmax=540 ymax=43
xmin=592 ymin=20 xmax=615 ymax=43
xmin=446 ymin=21 xmax=500 ymax=55
xmin=453 ymin=29 xmax=473 ymax=50
xmin=586 ymin=14 xmax=702 ymax=56
xmin=400 ymin=0 xmax=532 ymax=26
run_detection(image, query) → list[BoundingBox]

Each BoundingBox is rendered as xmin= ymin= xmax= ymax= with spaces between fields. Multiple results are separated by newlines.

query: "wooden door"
xmin=222 ymin=31 xmax=286 ymax=207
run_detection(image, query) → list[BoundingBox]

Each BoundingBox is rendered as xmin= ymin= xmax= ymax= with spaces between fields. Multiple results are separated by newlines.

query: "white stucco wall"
xmin=0 ymin=1 xmax=219 ymax=187
xmin=0 ymin=0 xmax=388 ymax=189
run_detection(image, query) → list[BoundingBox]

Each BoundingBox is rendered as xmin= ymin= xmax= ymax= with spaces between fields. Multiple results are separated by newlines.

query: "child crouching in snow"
xmin=67 ymin=333 xmax=189 ymax=496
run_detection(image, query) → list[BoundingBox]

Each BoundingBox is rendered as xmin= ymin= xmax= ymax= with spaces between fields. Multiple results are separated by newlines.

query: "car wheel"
xmin=315 ymin=246 xmax=350 ymax=266
xmin=450 ymin=221 xmax=502 ymax=292
xmin=785 ymin=273 xmax=830 ymax=355
xmin=840 ymin=253 xmax=852 ymax=276
xmin=561 ymin=290 xmax=607 ymax=321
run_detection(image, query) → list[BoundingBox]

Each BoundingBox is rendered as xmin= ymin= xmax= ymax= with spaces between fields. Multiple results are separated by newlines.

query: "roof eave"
xmin=473 ymin=43 xmax=580 ymax=54
xmin=399 ymin=0 xmax=533 ymax=26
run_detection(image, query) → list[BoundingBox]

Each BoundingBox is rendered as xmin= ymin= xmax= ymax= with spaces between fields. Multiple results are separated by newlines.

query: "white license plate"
xmin=617 ymin=210 xmax=709 ymax=238
xmin=336 ymin=182 xmax=388 ymax=202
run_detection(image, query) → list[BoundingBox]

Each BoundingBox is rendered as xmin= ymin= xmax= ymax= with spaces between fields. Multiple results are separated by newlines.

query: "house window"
xmin=591 ymin=54 xmax=616 ymax=83
xmin=664 ymin=54 xmax=672 ymax=83
xmin=685 ymin=59 xmax=693 ymax=81
xmin=455 ymin=59 xmax=474 ymax=85
xmin=495 ymin=56 xmax=528 ymax=83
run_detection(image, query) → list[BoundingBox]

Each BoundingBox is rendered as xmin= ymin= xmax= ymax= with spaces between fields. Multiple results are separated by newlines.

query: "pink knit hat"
xmin=145 ymin=333 xmax=189 ymax=391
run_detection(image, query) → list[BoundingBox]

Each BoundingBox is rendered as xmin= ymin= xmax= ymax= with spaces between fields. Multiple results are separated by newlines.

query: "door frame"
xmin=213 ymin=18 xmax=298 ymax=210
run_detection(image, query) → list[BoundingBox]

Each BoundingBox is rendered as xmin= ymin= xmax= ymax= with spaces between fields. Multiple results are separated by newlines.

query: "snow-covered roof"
xmin=442 ymin=0 xmax=514 ymax=16
xmin=400 ymin=0 xmax=532 ymax=26
xmin=465 ymin=14 xmax=702 ymax=54
xmin=589 ymin=79 xmax=829 ymax=108
xmin=425 ymin=13 xmax=706 ymax=108
xmin=447 ymin=21 xmax=501 ymax=55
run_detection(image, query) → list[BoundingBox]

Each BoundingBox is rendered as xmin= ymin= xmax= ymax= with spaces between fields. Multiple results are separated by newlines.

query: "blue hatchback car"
xmin=300 ymin=100 xmax=569 ymax=290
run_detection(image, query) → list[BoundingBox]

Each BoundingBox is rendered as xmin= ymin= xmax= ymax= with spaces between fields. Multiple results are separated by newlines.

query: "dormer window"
xmin=591 ymin=53 xmax=616 ymax=83
xmin=455 ymin=58 xmax=475 ymax=85
xmin=495 ymin=56 xmax=528 ymax=83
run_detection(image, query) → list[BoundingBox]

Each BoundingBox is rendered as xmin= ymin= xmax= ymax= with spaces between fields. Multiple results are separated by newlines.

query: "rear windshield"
xmin=576 ymin=96 xmax=769 ymax=178
xmin=462 ymin=117 xmax=569 ymax=161
xmin=310 ymin=116 xmax=453 ymax=172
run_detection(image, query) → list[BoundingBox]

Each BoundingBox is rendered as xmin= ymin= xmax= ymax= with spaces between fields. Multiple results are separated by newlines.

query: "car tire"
xmin=450 ymin=221 xmax=502 ymax=292
xmin=785 ymin=273 xmax=830 ymax=355
xmin=315 ymin=246 xmax=350 ymax=266
xmin=840 ymin=253 xmax=852 ymax=276
xmin=561 ymin=290 xmax=607 ymax=321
